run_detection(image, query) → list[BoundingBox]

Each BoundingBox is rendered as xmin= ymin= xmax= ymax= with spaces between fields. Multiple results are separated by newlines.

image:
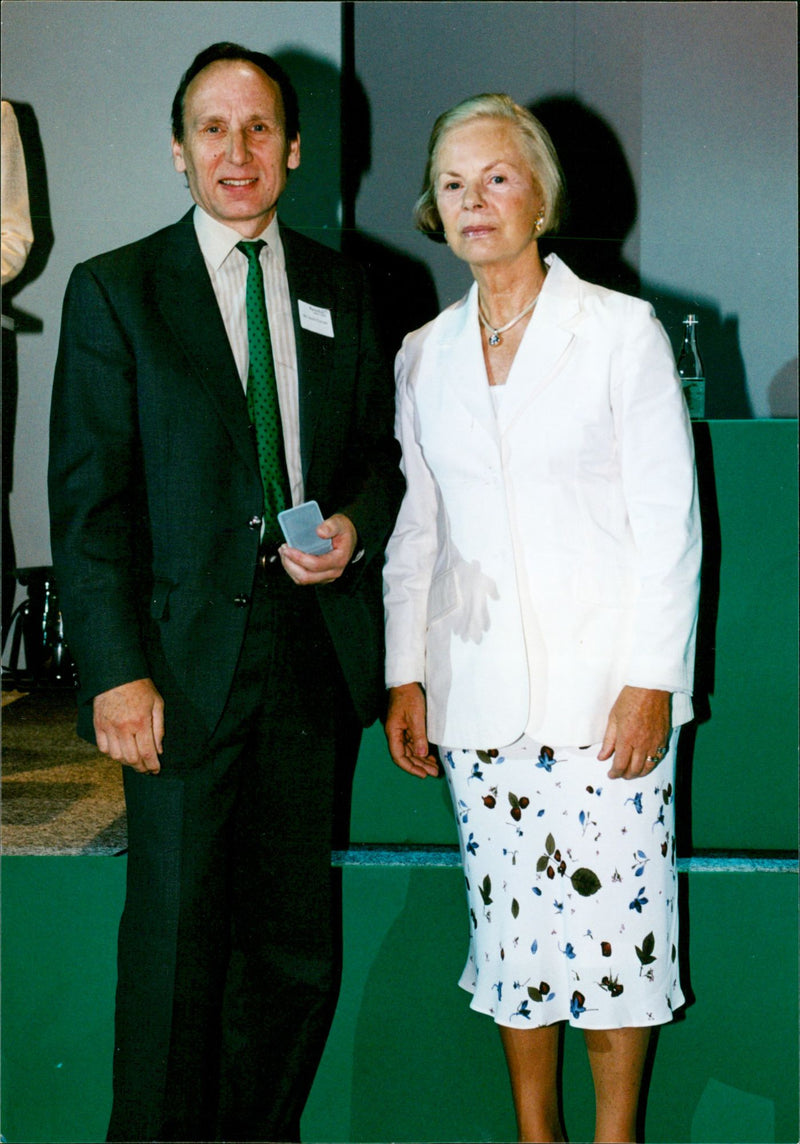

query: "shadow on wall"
xmin=532 ymin=95 xmax=640 ymax=299
xmin=674 ymin=422 xmax=721 ymax=860
xmin=348 ymin=868 xmax=522 ymax=1143
xmin=341 ymin=67 xmax=440 ymax=363
xmin=274 ymin=48 xmax=439 ymax=364
xmin=531 ymin=96 xmax=752 ymax=419
xmin=273 ymin=49 xmax=342 ymax=253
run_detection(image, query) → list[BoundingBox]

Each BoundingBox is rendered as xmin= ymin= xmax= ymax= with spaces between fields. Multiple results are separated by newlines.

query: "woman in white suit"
xmin=383 ymin=94 xmax=701 ymax=1143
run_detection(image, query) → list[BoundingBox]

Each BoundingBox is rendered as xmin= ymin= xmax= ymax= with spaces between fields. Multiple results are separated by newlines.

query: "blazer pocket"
xmin=150 ymin=578 xmax=175 ymax=622
xmin=427 ymin=568 xmax=459 ymax=626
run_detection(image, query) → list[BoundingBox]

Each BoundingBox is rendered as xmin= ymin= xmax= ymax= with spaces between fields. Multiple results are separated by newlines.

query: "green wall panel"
xmin=687 ymin=421 xmax=798 ymax=850
xmin=2 ymin=857 xmax=797 ymax=1143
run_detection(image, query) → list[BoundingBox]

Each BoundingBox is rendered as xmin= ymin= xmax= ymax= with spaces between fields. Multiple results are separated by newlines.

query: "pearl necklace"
xmin=478 ymin=284 xmax=544 ymax=347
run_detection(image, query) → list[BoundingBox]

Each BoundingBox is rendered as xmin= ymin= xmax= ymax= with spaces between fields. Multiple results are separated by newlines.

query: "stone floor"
xmin=1 ymin=687 xmax=127 ymax=854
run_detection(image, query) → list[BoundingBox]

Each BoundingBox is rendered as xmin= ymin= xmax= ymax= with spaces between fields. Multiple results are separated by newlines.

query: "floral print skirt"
xmin=441 ymin=737 xmax=684 ymax=1029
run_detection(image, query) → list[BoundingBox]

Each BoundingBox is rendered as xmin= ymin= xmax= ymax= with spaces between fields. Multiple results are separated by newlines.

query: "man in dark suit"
xmin=48 ymin=42 xmax=403 ymax=1143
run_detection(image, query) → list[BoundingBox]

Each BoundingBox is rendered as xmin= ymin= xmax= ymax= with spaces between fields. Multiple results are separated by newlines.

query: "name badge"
xmin=298 ymin=300 xmax=334 ymax=338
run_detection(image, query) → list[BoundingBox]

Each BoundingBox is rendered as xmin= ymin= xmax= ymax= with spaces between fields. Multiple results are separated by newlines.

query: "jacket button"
xmin=247 ymin=515 xmax=262 ymax=530
xmin=233 ymin=594 xmax=250 ymax=608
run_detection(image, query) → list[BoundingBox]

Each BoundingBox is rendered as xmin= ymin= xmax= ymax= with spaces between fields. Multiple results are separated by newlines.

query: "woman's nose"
xmin=462 ymin=181 xmax=484 ymax=209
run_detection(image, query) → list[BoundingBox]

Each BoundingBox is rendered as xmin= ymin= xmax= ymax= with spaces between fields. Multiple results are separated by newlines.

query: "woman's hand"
xmin=385 ymin=683 xmax=439 ymax=778
xmin=598 ymin=685 xmax=671 ymax=780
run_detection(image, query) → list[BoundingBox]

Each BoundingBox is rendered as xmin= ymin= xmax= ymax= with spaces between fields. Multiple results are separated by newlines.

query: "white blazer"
xmin=383 ymin=255 xmax=702 ymax=749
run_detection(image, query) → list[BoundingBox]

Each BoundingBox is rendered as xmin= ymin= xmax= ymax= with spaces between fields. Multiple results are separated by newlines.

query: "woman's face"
xmin=434 ymin=117 xmax=544 ymax=271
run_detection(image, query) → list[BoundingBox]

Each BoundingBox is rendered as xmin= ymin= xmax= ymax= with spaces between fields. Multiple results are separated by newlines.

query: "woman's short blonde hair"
xmin=413 ymin=93 xmax=565 ymax=243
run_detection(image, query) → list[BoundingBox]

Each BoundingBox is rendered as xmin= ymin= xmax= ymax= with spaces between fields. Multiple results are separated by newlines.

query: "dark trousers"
xmin=107 ymin=576 xmax=361 ymax=1143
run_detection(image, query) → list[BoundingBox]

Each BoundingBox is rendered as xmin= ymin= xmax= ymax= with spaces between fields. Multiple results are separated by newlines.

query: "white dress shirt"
xmin=193 ymin=206 xmax=303 ymax=506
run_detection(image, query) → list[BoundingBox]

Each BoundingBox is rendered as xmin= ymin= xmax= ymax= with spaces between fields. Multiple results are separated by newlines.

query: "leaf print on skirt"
xmin=441 ymin=740 xmax=685 ymax=1028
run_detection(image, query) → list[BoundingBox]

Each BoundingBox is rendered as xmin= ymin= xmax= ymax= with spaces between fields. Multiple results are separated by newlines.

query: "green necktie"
xmin=236 ymin=240 xmax=291 ymax=541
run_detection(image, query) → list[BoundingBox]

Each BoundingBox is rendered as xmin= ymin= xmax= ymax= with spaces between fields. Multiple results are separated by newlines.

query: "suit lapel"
xmin=280 ymin=226 xmax=335 ymax=483
xmin=154 ymin=215 xmax=258 ymax=477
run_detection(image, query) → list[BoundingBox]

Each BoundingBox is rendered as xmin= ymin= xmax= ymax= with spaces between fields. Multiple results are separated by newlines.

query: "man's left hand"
xmin=279 ymin=512 xmax=357 ymax=585
xmin=598 ymin=685 xmax=671 ymax=780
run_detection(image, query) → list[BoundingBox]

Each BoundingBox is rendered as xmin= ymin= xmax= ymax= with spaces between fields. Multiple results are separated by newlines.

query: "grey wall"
xmin=2 ymin=0 xmax=342 ymax=573
xmin=351 ymin=0 xmax=798 ymax=419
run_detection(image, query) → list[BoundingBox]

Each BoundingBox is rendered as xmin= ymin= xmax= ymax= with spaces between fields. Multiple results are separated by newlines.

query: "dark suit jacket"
xmin=48 ymin=212 xmax=403 ymax=765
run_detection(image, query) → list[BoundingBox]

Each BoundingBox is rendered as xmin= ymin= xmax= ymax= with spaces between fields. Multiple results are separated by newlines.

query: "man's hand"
xmin=598 ymin=685 xmax=671 ymax=780
xmin=93 ymin=678 xmax=165 ymax=774
xmin=279 ymin=512 xmax=357 ymax=585
xmin=385 ymin=683 xmax=439 ymax=779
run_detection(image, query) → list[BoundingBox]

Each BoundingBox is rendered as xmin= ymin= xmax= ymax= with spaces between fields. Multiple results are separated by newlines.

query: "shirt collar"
xmin=192 ymin=206 xmax=284 ymax=272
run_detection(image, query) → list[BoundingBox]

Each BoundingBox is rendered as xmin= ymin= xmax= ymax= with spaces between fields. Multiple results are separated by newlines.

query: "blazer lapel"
xmin=495 ymin=255 xmax=582 ymax=434
xmin=154 ymin=215 xmax=258 ymax=476
xmin=436 ymin=284 xmax=499 ymax=443
xmin=431 ymin=257 xmax=585 ymax=443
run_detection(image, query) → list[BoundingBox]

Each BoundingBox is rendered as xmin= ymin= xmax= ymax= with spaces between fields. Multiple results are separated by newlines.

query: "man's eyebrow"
xmin=193 ymin=111 xmax=279 ymax=124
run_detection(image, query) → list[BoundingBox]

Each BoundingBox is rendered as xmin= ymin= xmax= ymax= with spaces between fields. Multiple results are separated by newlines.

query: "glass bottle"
xmin=677 ymin=313 xmax=705 ymax=419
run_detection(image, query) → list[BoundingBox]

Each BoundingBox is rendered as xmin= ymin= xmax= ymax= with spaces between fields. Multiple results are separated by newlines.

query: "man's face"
xmin=171 ymin=59 xmax=300 ymax=238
